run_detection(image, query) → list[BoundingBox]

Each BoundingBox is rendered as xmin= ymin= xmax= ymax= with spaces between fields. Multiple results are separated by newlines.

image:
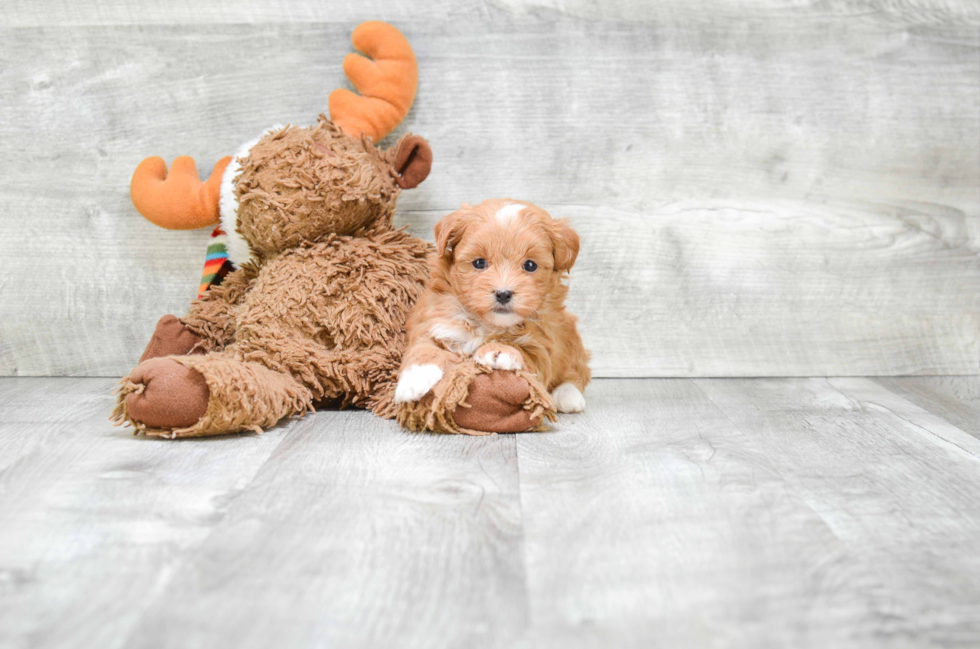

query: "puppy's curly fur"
xmin=396 ymin=199 xmax=591 ymax=415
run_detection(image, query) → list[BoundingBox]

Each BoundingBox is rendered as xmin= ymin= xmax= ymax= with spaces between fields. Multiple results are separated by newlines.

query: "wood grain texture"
xmin=875 ymin=376 xmax=980 ymax=440
xmin=3 ymin=377 xmax=980 ymax=646
xmin=2 ymin=0 xmax=490 ymax=26
xmin=6 ymin=0 xmax=979 ymax=26
xmin=0 ymin=378 xmax=295 ymax=649
xmin=696 ymin=377 xmax=980 ymax=646
xmin=515 ymin=378 xmax=895 ymax=648
xmin=0 ymin=4 xmax=977 ymax=377
xmin=119 ymin=411 xmax=527 ymax=649
xmin=0 ymin=377 xmax=115 ymax=473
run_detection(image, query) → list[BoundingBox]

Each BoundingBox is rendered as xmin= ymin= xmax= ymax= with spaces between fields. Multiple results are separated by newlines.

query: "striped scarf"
xmin=199 ymin=225 xmax=235 ymax=297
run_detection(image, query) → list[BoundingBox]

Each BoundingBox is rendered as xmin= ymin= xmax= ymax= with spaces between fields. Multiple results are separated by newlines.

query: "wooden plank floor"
xmin=1 ymin=376 xmax=979 ymax=648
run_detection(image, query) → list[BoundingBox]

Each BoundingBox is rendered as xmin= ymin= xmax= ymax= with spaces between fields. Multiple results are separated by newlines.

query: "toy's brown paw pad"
xmin=139 ymin=315 xmax=203 ymax=363
xmin=453 ymin=371 xmax=540 ymax=433
xmin=125 ymin=358 xmax=209 ymax=429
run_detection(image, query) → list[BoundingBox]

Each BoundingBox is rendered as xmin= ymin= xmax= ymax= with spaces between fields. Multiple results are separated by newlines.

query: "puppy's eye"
xmin=472 ymin=258 xmax=487 ymax=270
xmin=523 ymin=260 xmax=538 ymax=272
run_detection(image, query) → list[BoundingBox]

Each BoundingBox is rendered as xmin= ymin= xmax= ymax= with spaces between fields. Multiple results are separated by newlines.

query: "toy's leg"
xmin=397 ymin=360 xmax=555 ymax=435
xmin=138 ymin=268 xmax=258 ymax=363
xmin=139 ymin=315 xmax=205 ymax=363
xmin=118 ymin=357 xmax=210 ymax=429
xmin=112 ymin=352 xmax=312 ymax=438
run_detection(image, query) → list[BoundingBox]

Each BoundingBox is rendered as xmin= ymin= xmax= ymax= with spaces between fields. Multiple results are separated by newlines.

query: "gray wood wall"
xmin=1 ymin=1 xmax=977 ymax=377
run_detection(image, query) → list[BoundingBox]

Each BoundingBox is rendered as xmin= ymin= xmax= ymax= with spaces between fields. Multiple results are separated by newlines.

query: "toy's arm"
xmin=138 ymin=266 xmax=257 ymax=364
xmin=180 ymin=265 xmax=259 ymax=352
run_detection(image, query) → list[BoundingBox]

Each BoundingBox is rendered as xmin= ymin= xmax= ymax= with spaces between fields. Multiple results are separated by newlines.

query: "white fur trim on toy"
xmin=219 ymin=124 xmax=284 ymax=267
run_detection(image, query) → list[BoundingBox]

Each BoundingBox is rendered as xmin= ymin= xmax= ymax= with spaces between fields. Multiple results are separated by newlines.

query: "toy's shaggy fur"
xmin=113 ymin=231 xmax=432 ymax=437
xmin=112 ymin=122 xmax=556 ymax=437
xmin=112 ymin=122 xmax=430 ymax=437
xmin=113 ymin=24 xmax=557 ymax=437
xmin=236 ymin=119 xmax=402 ymax=257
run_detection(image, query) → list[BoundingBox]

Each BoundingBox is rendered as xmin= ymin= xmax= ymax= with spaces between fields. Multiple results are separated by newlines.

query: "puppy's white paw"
xmin=394 ymin=364 xmax=444 ymax=403
xmin=552 ymin=383 xmax=586 ymax=413
xmin=475 ymin=348 xmax=523 ymax=371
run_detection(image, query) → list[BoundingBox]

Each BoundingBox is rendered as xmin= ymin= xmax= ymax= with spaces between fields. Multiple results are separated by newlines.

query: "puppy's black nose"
xmin=495 ymin=290 xmax=513 ymax=305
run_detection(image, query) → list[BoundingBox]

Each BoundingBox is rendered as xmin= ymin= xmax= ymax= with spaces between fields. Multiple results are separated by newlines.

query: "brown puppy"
xmin=396 ymin=199 xmax=590 ymax=414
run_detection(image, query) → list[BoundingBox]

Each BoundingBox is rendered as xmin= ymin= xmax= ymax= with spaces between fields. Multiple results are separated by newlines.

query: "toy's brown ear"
xmin=433 ymin=206 xmax=470 ymax=259
xmin=551 ymin=218 xmax=580 ymax=272
xmin=393 ymin=134 xmax=432 ymax=189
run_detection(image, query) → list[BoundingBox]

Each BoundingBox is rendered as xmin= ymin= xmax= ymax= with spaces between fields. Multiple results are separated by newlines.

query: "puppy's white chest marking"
xmin=430 ymin=323 xmax=484 ymax=356
xmin=487 ymin=311 xmax=523 ymax=329
xmin=552 ymin=383 xmax=586 ymax=413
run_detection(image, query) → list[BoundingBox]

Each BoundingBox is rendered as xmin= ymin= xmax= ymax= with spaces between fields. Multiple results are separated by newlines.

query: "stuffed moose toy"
xmin=112 ymin=22 xmax=555 ymax=437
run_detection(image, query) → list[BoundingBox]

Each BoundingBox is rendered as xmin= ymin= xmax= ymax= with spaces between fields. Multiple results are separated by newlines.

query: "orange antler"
xmin=130 ymin=155 xmax=231 ymax=230
xmin=329 ymin=22 xmax=418 ymax=142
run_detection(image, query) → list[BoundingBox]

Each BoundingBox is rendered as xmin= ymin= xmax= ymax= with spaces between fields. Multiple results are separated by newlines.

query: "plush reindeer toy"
xmin=113 ymin=22 xmax=554 ymax=437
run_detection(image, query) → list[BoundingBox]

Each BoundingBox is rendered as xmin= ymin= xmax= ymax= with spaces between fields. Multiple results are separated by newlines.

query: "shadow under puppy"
xmin=396 ymin=199 xmax=591 ymax=417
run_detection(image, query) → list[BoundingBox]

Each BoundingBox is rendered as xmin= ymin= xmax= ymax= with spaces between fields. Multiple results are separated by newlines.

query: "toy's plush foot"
xmin=113 ymin=350 xmax=313 ymax=438
xmin=121 ymin=357 xmax=210 ymax=430
xmin=452 ymin=371 xmax=540 ymax=433
xmin=139 ymin=315 xmax=203 ymax=363
xmin=396 ymin=360 xmax=555 ymax=435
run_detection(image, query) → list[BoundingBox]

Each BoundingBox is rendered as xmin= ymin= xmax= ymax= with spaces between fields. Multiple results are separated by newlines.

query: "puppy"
xmin=395 ymin=199 xmax=590 ymax=414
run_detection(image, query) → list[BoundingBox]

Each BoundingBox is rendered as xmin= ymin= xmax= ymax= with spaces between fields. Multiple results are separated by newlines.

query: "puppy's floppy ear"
xmin=392 ymin=134 xmax=433 ymax=189
xmin=550 ymin=218 xmax=580 ymax=272
xmin=434 ymin=206 xmax=471 ymax=259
